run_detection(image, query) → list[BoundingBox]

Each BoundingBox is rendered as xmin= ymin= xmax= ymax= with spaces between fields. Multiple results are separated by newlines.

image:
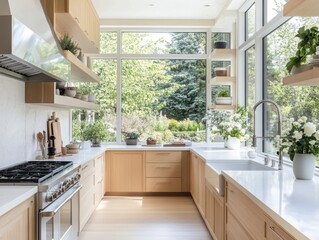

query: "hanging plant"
xmin=286 ymin=26 xmax=319 ymax=74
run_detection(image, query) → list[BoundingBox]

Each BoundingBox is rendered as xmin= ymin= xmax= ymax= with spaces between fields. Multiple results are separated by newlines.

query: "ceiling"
xmin=91 ymin=0 xmax=246 ymax=28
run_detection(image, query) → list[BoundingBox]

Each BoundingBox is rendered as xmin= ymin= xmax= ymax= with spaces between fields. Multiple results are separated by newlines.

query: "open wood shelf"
xmin=283 ymin=0 xmax=319 ymax=16
xmin=25 ymin=82 xmax=99 ymax=110
xmin=210 ymin=104 xmax=235 ymax=110
xmin=210 ymin=49 xmax=236 ymax=60
xmin=64 ymin=51 xmax=100 ymax=83
xmin=283 ymin=67 xmax=319 ymax=86
xmin=210 ymin=77 xmax=236 ymax=85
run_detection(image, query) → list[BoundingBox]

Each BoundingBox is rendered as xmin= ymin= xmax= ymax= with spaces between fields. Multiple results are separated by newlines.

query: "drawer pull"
xmin=81 ymin=165 xmax=88 ymax=171
xmin=269 ymin=226 xmax=284 ymax=240
xmin=74 ymin=17 xmax=79 ymax=23
xmin=155 ymin=153 xmax=171 ymax=155
xmin=156 ymin=167 xmax=171 ymax=169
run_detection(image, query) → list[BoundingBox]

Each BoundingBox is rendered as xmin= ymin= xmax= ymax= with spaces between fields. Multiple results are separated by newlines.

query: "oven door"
xmin=39 ymin=184 xmax=81 ymax=240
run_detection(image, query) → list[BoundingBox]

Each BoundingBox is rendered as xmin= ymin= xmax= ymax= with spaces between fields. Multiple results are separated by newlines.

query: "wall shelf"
xmin=210 ymin=104 xmax=235 ymax=111
xmin=210 ymin=77 xmax=236 ymax=85
xmin=282 ymin=67 xmax=319 ymax=86
xmin=25 ymin=82 xmax=99 ymax=110
xmin=283 ymin=0 xmax=319 ymax=16
xmin=210 ymin=49 xmax=236 ymax=60
xmin=64 ymin=51 xmax=100 ymax=83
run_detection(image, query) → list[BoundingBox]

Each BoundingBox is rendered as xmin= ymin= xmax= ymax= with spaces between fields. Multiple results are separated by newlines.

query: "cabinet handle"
xmin=84 ymin=30 xmax=89 ymax=35
xmin=155 ymin=152 xmax=171 ymax=155
xmin=269 ymin=226 xmax=284 ymax=240
xmin=81 ymin=165 xmax=88 ymax=171
xmin=74 ymin=17 xmax=79 ymax=23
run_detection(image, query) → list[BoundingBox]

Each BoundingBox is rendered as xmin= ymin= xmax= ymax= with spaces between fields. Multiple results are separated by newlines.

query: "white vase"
xmin=226 ymin=137 xmax=240 ymax=150
xmin=293 ymin=154 xmax=316 ymax=180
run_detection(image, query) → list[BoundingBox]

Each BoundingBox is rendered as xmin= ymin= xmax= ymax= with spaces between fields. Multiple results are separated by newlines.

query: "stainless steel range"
xmin=0 ymin=161 xmax=81 ymax=240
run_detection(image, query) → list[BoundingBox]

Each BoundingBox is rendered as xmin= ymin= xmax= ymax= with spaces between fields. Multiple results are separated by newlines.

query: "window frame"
xmin=87 ymin=28 xmax=211 ymax=143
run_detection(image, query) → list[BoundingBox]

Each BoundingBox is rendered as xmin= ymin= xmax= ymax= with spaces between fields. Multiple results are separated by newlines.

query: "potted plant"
xmin=286 ymin=26 xmax=319 ymax=74
xmin=281 ymin=116 xmax=319 ymax=179
xmin=210 ymin=107 xmax=249 ymax=149
xmin=215 ymin=90 xmax=232 ymax=105
xmin=81 ymin=121 xmax=108 ymax=147
xmin=124 ymin=131 xmax=140 ymax=145
xmin=59 ymin=34 xmax=80 ymax=56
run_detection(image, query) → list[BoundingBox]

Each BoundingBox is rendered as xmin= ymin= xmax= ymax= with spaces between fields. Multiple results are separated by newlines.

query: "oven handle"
xmin=40 ymin=184 xmax=82 ymax=217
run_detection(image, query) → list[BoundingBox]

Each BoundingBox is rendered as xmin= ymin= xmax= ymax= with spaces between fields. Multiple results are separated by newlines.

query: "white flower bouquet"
xmin=210 ymin=107 xmax=249 ymax=142
xmin=281 ymin=116 xmax=319 ymax=160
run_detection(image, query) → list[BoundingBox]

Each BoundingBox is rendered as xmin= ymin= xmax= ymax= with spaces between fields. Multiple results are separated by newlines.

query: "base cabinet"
xmin=225 ymin=180 xmax=296 ymax=240
xmin=205 ymin=182 xmax=224 ymax=240
xmin=0 ymin=196 xmax=35 ymax=240
xmin=79 ymin=153 xmax=105 ymax=231
xmin=107 ymin=151 xmax=145 ymax=192
xmin=190 ymin=152 xmax=206 ymax=215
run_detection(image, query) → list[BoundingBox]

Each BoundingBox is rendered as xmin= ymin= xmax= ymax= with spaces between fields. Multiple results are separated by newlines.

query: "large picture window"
xmin=73 ymin=31 xmax=207 ymax=143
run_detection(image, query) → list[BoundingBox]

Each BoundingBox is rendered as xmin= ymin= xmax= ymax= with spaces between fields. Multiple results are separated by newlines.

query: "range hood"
xmin=0 ymin=0 xmax=70 ymax=82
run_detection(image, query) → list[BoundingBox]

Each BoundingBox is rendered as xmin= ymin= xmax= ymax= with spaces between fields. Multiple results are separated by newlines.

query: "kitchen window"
xmin=73 ymin=31 xmax=208 ymax=143
xmin=245 ymin=3 xmax=256 ymax=40
xmin=239 ymin=0 xmax=319 ymax=167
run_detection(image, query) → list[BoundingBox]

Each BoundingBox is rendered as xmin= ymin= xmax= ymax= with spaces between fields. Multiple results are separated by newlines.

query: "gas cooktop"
xmin=0 ymin=161 xmax=73 ymax=183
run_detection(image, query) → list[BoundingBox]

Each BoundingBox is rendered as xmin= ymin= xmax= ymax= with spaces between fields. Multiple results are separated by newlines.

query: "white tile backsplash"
xmin=0 ymin=74 xmax=71 ymax=169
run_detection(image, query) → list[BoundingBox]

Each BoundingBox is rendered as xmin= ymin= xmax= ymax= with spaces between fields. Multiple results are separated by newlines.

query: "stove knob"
xmin=46 ymin=192 xmax=54 ymax=202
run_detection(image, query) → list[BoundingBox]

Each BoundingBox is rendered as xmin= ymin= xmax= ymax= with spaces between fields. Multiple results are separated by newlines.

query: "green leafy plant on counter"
xmin=81 ymin=121 xmax=108 ymax=142
xmin=123 ymin=131 xmax=140 ymax=139
xmin=286 ymin=26 xmax=319 ymax=73
xmin=59 ymin=34 xmax=80 ymax=55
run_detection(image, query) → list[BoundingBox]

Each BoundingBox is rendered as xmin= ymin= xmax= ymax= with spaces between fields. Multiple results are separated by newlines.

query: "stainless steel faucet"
xmin=252 ymin=99 xmax=283 ymax=170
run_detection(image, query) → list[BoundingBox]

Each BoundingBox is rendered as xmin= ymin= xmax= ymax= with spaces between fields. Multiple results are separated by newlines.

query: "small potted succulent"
xmin=215 ymin=90 xmax=232 ymax=105
xmin=124 ymin=131 xmax=140 ymax=145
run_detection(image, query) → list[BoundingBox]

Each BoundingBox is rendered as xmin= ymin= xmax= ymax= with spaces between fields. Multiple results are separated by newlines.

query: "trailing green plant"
xmin=59 ymin=34 xmax=80 ymax=55
xmin=217 ymin=90 xmax=230 ymax=97
xmin=286 ymin=26 xmax=319 ymax=73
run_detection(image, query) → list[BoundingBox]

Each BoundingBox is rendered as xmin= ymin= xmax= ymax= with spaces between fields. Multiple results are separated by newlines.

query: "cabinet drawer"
xmin=80 ymin=160 xmax=94 ymax=180
xmin=146 ymin=151 xmax=181 ymax=163
xmin=226 ymin=182 xmax=265 ymax=240
xmin=146 ymin=163 xmax=181 ymax=177
xmin=265 ymin=215 xmax=295 ymax=240
xmin=146 ymin=178 xmax=181 ymax=192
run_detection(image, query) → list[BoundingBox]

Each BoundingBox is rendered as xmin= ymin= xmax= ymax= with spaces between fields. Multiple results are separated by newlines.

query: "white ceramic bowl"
xmin=65 ymin=89 xmax=76 ymax=98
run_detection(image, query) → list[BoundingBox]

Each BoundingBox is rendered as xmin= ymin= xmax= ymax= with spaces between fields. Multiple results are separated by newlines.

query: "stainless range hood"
xmin=0 ymin=0 xmax=70 ymax=82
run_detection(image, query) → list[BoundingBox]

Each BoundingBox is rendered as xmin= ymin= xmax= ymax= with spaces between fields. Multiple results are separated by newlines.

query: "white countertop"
xmin=0 ymin=186 xmax=37 ymax=217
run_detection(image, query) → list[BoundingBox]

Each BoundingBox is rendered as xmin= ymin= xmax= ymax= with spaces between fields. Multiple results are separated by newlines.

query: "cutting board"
xmin=51 ymin=121 xmax=62 ymax=155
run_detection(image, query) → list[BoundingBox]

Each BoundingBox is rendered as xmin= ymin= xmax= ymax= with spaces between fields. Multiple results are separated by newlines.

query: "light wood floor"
xmin=79 ymin=196 xmax=213 ymax=240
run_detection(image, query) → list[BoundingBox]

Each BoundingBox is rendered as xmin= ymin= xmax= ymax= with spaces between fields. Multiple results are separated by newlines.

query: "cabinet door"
xmin=226 ymin=181 xmax=265 ymax=240
xmin=68 ymin=0 xmax=86 ymax=28
xmin=214 ymin=190 xmax=224 ymax=240
xmin=205 ymin=183 xmax=215 ymax=233
xmin=94 ymin=154 xmax=105 ymax=207
xmin=190 ymin=153 xmax=199 ymax=202
xmin=198 ymin=158 xmax=206 ymax=215
xmin=0 ymin=196 xmax=35 ymax=240
xmin=226 ymin=209 xmax=253 ymax=240
xmin=110 ymin=151 xmax=144 ymax=192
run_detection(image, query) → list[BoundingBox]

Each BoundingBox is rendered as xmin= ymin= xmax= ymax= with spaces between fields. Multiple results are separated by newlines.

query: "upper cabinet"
xmin=283 ymin=0 xmax=319 ymax=16
xmin=282 ymin=1 xmax=319 ymax=86
xmin=42 ymin=0 xmax=100 ymax=53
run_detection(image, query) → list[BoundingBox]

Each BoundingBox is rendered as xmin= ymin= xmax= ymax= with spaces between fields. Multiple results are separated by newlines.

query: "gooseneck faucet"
xmin=252 ymin=99 xmax=283 ymax=170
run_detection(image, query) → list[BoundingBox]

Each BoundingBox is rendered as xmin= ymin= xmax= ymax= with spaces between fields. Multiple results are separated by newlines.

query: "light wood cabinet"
xmin=145 ymin=151 xmax=181 ymax=192
xmin=94 ymin=153 xmax=105 ymax=207
xmin=226 ymin=181 xmax=265 ymax=240
xmin=205 ymin=182 xmax=224 ymax=240
xmin=79 ymin=159 xmax=95 ymax=231
xmin=25 ymin=82 xmax=99 ymax=109
xmin=190 ymin=152 xmax=205 ymax=216
xmin=0 ymin=196 xmax=35 ymax=240
xmin=107 ymin=151 xmax=145 ymax=192
xmin=42 ymin=0 xmax=100 ymax=53
xmin=283 ymin=0 xmax=319 ymax=17
xmin=225 ymin=180 xmax=297 ymax=240
xmin=265 ymin=215 xmax=295 ymax=240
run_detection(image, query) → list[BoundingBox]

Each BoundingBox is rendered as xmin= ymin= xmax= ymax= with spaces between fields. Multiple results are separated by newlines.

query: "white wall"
xmin=0 ymin=74 xmax=71 ymax=169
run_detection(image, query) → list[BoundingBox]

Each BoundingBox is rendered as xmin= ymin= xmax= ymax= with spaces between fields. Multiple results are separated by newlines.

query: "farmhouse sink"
xmin=206 ymin=160 xmax=276 ymax=196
